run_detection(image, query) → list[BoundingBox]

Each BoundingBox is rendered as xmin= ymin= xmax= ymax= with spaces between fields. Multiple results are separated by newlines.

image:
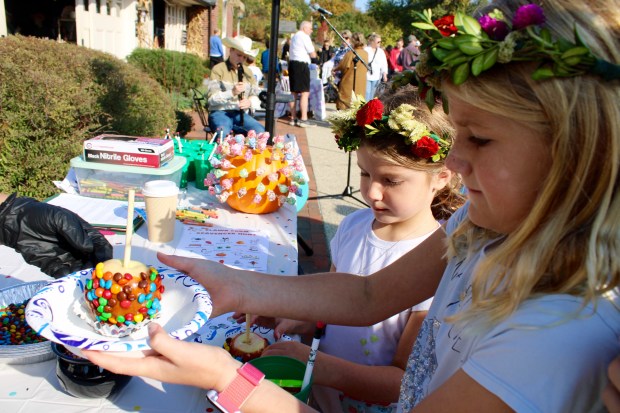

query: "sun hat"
xmin=222 ymin=35 xmax=259 ymax=58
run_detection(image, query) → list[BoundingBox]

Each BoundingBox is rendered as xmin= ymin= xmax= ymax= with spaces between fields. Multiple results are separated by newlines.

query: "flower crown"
xmin=327 ymin=96 xmax=450 ymax=162
xmin=391 ymin=3 xmax=620 ymax=109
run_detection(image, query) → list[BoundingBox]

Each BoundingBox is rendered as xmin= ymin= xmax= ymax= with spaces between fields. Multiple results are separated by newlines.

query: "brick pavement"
xmin=185 ymin=112 xmax=331 ymax=275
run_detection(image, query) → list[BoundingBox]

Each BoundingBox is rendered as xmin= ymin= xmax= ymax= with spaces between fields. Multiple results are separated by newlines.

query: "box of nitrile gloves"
xmin=83 ymin=134 xmax=174 ymax=168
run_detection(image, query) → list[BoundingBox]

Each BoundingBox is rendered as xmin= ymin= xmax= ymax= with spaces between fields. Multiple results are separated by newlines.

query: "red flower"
xmin=356 ymin=99 xmax=384 ymax=126
xmin=434 ymin=15 xmax=458 ymax=37
xmin=412 ymin=136 xmax=440 ymax=158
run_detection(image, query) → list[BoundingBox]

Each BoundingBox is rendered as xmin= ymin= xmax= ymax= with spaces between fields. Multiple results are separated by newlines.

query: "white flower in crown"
xmin=253 ymin=194 xmax=262 ymax=204
xmin=267 ymin=190 xmax=277 ymax=201
xmin=268 ymin=173 xmax=278 ymax=182
xmin=239 ymin=169 xmax=249 ymax=178
xmin=237 ymin=187 xmax=247 ymax=198
xmin=256 ymin=167 xmax=265 ymax=176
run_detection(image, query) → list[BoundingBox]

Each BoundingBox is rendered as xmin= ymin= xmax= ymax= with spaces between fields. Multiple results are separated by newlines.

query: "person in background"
xmin=398 ymin=35 xmax=420 ymax=71
xmin=84 ymin=1 xmax=620 ymax=412
xmin=319 ymin=37 xmax=335 ymax=67
xmin=281 ymin=36 xmax=291 ymax=61
xmin=327 ymin=29 xmax=352 ymax=85
xmin=260 ymin=87 xmax=465 ymax=413
xmin=207 ymin=35 xmax=264 ymax=137
xmin=364 ymin=33 xmax=389 ymax=101
xmin=260 ymin=37 xmax=281 ymax=80
xmin=209 ymin=28 xmax=224 ymax=69
xmin=335 ymin=32 xmax=368 ymax=109
xmin=389 ymin=38 xmax=404 ymax=75
xmin=246 ymin=55 xmax=263 ymax=86
xmin=0 ymin=193 xmax=112 ymax=278
xmin=288 ymin=21 xmax=317 ymax=128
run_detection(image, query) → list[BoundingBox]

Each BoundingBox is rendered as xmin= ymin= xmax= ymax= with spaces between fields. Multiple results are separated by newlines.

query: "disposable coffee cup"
xmin=142 ymin=180 xmax=179 ymax=243
xmin=249 ymin=356 xmax=312 ymax=402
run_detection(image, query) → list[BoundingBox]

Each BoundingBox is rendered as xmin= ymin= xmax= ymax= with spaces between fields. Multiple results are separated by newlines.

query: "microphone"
xmin=237 ymin=63 xmax=245 ymax=126
xmin=311 ymin=3 xmax=333 ymax=17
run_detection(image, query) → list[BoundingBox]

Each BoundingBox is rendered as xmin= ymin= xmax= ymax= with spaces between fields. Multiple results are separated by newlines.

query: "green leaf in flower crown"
xmin=471 ymin=48 xmax=498 ymax=76
xmin=455 ymin=13 xmax=481 ymax=36
xmin=561 ymin=47 xmax=589 ymax=60
xmin=441 ymin=48 xmax=466 ymax=64
xmin=432 ymin=47 xmax=452 ymax=62
xmin=540 ymin=28 xmax=552 ymax=45
xmin=455 ymin=35 xmax=484 ymax=56
xmin=531 ymin=66 xmax=555 ymax=80
xmin=424 ymin=87 xmax=436 ymax=111
xmin=452 ymin=62 xmax=471 ymax=85
xmin=413 ymin=22 xmax=437 ymax=31
xmin=436 ymin=37 xmax=458 ymax=50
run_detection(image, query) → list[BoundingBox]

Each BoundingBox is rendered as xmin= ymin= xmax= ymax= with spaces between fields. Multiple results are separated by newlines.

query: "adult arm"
xmin=156 ymin=225 xmax=446 ymax=325
xmin=0 ymin=193 xmax=112 ymax=278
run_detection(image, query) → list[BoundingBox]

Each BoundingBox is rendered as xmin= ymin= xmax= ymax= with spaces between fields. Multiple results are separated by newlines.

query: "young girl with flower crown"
xmin=260 ymin=88 xmax=464 ymax=413
xmin=85 ymin=1 xmax=620 ymax=411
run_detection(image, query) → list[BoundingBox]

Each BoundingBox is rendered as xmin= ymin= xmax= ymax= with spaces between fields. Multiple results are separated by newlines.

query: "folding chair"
xmin=191 ymin=88 xmax=214 ymax=140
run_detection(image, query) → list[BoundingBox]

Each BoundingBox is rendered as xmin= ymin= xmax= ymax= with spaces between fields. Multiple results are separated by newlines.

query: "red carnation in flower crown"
xmin=356 ymin=99 xmax=384 ymax=127
xmin=434 ymin=15 xmax=457 ymax=37
xmin=412 ymin=136 xmax=440 ymax=158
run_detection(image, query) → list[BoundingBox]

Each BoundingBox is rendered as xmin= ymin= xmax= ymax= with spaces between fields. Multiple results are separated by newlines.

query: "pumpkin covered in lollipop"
xmin=206 ymin=132 xmax=306 ymax=214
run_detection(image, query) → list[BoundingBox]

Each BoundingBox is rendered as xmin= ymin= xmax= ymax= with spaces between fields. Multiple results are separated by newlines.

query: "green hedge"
xmin=0 ymin=36 xmax=177 ymax=200
xmin=127 ymin=48 xmax=208 ymax=94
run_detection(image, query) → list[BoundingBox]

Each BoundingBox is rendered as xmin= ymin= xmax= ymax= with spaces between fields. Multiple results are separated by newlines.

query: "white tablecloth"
xmin=0 ymin=184 xmax=299 ymax=412
xmin=275 ymin=77 xmax=326 ymax=121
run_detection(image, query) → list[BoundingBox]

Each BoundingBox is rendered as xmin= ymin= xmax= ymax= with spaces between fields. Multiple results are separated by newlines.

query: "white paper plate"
xmin=0 ymin=281 xmax=54 ymax=364
xmin=25 ymin=267 xmax=212 ymax=354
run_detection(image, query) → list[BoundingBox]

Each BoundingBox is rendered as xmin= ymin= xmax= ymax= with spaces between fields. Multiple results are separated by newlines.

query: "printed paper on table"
xmin=174 ymin=226 xmax=269 ymax=272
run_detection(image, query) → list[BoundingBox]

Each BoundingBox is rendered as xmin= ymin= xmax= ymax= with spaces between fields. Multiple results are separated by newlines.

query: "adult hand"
xmin=232 ymin=82 xmax=246 ymax=96
xmin=603 ymin=355 xmax=620 ymax=413
xmin=238 ymin=98 xmax=252 ymax=110
xmin=0 ymin=194 xmax=112 ymax=278
xmin=83 ymin=323 xmax=240 ymax=390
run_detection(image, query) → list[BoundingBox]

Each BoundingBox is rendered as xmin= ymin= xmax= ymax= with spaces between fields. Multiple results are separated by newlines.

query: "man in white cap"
xmin=207 ymin=35 xmax=265 ymax=137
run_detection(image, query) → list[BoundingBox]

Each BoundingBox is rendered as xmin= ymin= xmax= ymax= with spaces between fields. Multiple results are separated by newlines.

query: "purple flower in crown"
xmin=512 ymin=4 xmax=545 ymax=30
xmin=230 ymin=143 xmax=244 ymax=156
xmin=479 ymin=15 xmax=509 ymax=40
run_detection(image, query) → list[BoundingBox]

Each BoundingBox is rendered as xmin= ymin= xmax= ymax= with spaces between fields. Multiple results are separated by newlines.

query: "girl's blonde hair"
xmin=446 ymin=0 xmax=620 ymax=329
xmin=364 ymin=86 xmax=466 ymax=221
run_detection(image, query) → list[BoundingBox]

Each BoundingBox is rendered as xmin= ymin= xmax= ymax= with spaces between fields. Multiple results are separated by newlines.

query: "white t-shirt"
xmin=289 ymin=30 xmax=314 ymax=63
xmin=313 ymin=208 xmax=435 ymax=413
xmin=397 ymin=203 xmax=620 ymax=413
xmin=364 ymin=46 xmax=389 ymax=81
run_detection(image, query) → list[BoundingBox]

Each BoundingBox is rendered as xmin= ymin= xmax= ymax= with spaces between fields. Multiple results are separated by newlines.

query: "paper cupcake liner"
xmin=73 ymin=300 xmax=160 ymax=338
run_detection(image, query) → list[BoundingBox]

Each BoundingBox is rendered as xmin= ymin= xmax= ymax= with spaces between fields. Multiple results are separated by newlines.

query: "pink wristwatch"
xmin=206 ymin=363 xmax=265 ymax=413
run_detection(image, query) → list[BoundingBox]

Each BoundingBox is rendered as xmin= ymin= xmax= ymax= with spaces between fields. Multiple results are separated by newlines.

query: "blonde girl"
xmin=262 ymin=88 xmax=464 ymax=413
xmin=85 ymin=1 xmax=620 ymax=411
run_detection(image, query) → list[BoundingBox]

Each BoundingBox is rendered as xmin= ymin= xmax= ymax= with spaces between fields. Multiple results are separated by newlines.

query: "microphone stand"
xmin=318 ymin=13 xmax=369 ymax=207
xmin=237 ymin=63 xmax=245 ymax=127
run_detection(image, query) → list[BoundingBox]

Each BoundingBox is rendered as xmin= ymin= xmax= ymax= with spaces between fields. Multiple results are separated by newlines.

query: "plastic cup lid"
xmin=142 ymin=180 xmax=179 ymax=197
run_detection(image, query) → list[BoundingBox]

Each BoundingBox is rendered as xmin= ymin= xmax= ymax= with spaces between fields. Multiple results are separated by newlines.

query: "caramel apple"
xmin=83 ymin=259 xmax=164 ymax=327
xmin=225 ymin=331 xmax=269 ymax=362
